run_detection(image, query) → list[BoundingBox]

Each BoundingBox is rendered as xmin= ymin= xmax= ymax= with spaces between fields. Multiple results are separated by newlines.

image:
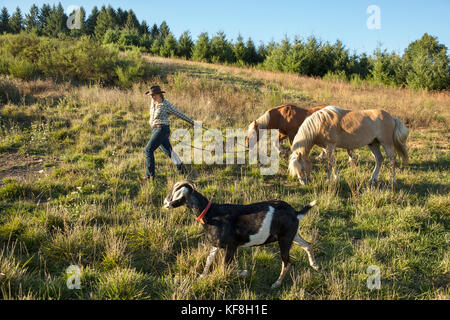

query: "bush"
xmin=323 ymin=70 xmax=348 ymax=82
xmin=115 ymin=49 xmax=159 ymax=88
xmin=117 ymin=31 xmax=140 ymax=47
xmin=0 ymin=33 xmax=159 ymax=87
xmin=103 ymin=29 xmax=120 ymax=45
xmin=8 ymin=58 xmax=39 ymax=80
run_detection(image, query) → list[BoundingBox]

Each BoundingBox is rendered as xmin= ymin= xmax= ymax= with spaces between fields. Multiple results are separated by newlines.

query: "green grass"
xmin=0 ymin=57 xmax=448 ymax=300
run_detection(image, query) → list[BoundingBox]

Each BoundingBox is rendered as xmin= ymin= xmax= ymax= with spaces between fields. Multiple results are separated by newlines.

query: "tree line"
xmin=0 ymin=3 xmax=449 ymax=90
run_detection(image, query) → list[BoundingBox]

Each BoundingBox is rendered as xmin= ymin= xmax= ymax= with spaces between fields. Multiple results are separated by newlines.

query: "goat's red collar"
xmin=196 ymin=201 xmax=212 ymax=225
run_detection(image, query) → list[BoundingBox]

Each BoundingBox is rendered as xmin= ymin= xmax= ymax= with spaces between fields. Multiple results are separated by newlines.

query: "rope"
xmin=172 ymin=124 xmax=250 ymax=153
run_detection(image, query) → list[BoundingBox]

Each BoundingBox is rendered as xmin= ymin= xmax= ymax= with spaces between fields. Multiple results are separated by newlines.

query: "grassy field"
xmin=0 ymin=55 xmax=448 ymax=300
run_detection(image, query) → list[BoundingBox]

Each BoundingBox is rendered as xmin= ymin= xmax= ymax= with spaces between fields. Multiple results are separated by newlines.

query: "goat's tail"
xmin=393 ymin=117 xmax=409 ymax=165
xmin=297 ymin=200 xmax=317 ymax=222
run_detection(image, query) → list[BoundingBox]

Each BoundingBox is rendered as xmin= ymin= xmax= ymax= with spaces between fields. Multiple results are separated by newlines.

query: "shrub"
xmin=324 ymin=70 xmax=348 ymax=82
xmin=103 ymin=29 xmax=120 ymax=45
xmin=0 ymin=33 xmax=159 ymax=87
xmin=8 ymin=58 xmax=39 ymax=80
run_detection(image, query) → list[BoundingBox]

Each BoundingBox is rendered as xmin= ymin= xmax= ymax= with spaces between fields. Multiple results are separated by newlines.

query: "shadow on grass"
xmin=407 ymin=159 xmax=450 ymax=173
xmin=395 ymin=180 xmax=448 ymax=198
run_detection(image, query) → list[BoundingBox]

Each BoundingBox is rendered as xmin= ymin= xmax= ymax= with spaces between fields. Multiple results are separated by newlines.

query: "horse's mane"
xmin=255 ymin=110 xmax=271 ymax=129
xmin=291 ymin=106 xmax=343 ymax=157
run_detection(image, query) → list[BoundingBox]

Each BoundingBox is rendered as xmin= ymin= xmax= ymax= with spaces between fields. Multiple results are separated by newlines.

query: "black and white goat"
xmin=163 ymin=181 xmax=320 ymax=289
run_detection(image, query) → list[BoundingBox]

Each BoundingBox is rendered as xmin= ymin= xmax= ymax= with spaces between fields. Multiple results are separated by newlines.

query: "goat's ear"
xmin=171 ymin=186 xmax=190 ymax=202
xmin=253 ymin=121 xmax=258 ymax=129
xmin=182 ymin=180 xmax=197 ymax=190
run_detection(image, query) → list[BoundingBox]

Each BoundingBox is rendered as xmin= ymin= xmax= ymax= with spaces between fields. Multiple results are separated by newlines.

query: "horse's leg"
xmin=347 ymin=149 xmax=356 ymax=166
xmin=316 ymin=148 xmax=327 ymax=162
xmin=368 ymin=142 xmax=383 ymax=185
xmin=277 ymin=134 xmax=289 ymax=155
xmin=326 ymin=145 xmax=337 ymax=180
xmin=381 ymin=143 xmax=396 ymax=187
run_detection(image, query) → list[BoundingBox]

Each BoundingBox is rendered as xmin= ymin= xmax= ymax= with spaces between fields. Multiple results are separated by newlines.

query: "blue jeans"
xmin=145 ymin=125 xmax=174 ymax=177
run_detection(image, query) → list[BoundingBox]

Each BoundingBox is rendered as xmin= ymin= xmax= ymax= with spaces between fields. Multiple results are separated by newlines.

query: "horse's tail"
xmin=393 ymin=117 xmax=409 ymax=165
xmin=288 ymin=151 xmax=301 ymax=177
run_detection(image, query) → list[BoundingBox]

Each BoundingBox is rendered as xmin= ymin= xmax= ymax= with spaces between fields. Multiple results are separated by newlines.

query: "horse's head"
xmin=288 ymin=152 xmax=312 ymax=185
xmin=245 ymin=121 xmax=259 ymax=148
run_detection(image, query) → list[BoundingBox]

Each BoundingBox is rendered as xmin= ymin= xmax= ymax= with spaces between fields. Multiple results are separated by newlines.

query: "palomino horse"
xmin=245 ymin=104 xmax=354 ymax=162
xmin=288 ymin=106 xmax=409 ymax=185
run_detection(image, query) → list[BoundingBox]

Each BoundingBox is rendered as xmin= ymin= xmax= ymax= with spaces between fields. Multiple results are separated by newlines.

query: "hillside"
xmin=0 ymin=54 xmax=449 ymax=300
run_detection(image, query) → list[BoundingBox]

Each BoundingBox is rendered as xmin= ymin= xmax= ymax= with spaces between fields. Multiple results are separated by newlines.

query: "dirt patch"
xmin=0 ymin=152 xmax=47 ymax=185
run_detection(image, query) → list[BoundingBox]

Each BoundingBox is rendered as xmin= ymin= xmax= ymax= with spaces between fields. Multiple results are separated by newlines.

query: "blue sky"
xmin=2 ymin=0 xmax=449 ymax=55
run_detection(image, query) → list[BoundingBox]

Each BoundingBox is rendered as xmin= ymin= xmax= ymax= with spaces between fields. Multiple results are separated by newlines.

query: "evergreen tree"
xmin=210 ymin=31 xmax=234 ymax=63
xmin=94 ymin=5 xmax=118 ymax=40
xmin=160 ymin=33 xmax=178 ymax=57
xmin=403 ymin=33 xmax=449 ymax=90
xmin=150 ymin=37 xmax=163 ymax=55
xmin=69 ymin=7 xmax=87 ymax=37
xmin=124 ymin=10 xmax=140 ymax=32
xmin=116 ymin=8 xmax=128 ymax=29
xmin=85 ymin=6 xmax=99 ymax=36
xmin=233 ymin=35 xmax=246 ymax=64
xmin=178 ymin=31 xmax=193 ymax=59
xmin=159 ymin=21 xmax=170 ymax=38
xmin=244 ymin=38 xmax=259 ymax=65
xmin=45 ymin=3 xmax=68 ymax=37
xmin=150 ymin=23 xmax=160 ymax=39
xmin=25 ymin=4 xmax=40 ymax=33
xmin=9 ymin=7 xmax=24 ymax=34
xmin=39 ymin=4 xmax=51 ymax=34
xmin=140 ymin=20 xmax=149 ymax=35
xmin=192 ymin=32 xmax=210 ymax=62
xmin=256 ymin=42 xmax=268 ymax=63
xmin=0 ymin=7 xmax=10 ymax=34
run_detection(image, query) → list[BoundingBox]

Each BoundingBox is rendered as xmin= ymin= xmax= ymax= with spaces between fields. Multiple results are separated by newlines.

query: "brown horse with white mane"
xmin=245 ymin=104 xmax=354 ymax=161
xmin=288 ymin=106 xmax=409 ymax=186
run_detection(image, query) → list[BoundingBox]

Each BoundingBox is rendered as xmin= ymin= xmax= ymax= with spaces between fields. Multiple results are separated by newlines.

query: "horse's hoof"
xmin=271 ymin=281 xmax=281 ymax=289
xmin=236 ymin=270 xmax=249 ymax=277
xmin=198 ymin=274 xmax=206 ymax=280
xmin=312 ymin=264 xmax=320 ymax=272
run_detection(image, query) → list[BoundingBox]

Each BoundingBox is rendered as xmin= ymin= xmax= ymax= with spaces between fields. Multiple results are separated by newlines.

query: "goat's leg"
xmin=223 ymin=245 xmax=248 ymax=277
xmin=199 ymin=247 xmax=218 ymax=279
xmin=271 ymin=238 xmax=293 ymax=289
xmin=271 ymin=260 xmax=291 ymax=289
xmin=293 ymin=234 xmax=320 ymax=271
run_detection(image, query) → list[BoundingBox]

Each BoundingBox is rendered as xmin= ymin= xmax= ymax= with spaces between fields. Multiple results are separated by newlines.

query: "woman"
xmin=143 ymin=85 xmax=195 ymax=180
